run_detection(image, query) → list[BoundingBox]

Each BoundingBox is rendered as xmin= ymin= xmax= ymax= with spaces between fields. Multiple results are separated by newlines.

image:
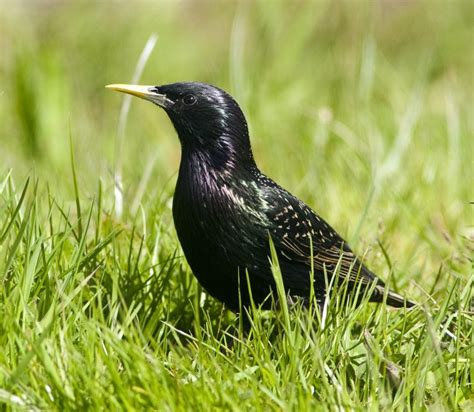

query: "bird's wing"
xmin=261 ymin=184 xmax=379 ymax=288
xmin=280 ymin=234 xmax=379 ymax=285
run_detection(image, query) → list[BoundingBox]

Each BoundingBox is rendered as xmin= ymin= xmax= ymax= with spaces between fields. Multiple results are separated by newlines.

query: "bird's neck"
xmin=180 ymin=133 xmax=257 ymax=176
xmin=178 ymin=146 xmax=258 ymax=190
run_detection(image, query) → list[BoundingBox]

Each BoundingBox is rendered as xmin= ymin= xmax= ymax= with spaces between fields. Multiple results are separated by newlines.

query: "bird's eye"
xmin=183 ymin=94 xmax=197 ymax=105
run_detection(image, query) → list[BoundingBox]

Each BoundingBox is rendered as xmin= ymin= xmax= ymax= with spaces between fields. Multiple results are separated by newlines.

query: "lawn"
xmin=0 ymin=1 xmax=472 ymax=410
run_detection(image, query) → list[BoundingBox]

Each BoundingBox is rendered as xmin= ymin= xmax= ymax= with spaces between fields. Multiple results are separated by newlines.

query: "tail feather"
xmin=374 ymin=285 xmax=415 ymax=308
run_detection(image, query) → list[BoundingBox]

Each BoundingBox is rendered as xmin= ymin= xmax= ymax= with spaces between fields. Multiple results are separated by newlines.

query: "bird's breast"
xmin=173 ymin=173 xmax=264 ymax=245
xmin=174 ymin=163 xmax=271 ymax=257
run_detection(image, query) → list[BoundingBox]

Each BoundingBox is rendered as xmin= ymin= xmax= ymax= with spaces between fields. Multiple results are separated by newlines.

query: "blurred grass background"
xmin=0 ymin=0 xmax=473 ymax=409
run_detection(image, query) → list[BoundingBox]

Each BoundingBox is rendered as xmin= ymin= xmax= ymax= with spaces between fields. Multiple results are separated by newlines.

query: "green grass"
xmin=0 ymin=1 xmax=472 ymax=410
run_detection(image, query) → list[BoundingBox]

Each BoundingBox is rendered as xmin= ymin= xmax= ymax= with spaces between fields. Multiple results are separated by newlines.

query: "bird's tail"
xmin=379 ymin=286 xmax=415 ymax=308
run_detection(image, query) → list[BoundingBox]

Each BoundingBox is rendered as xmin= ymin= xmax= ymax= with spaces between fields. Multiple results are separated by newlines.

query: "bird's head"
xmin=107 ymin=82 xmax=255 ymax=170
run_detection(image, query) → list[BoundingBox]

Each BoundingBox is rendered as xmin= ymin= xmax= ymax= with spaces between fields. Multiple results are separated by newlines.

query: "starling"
xmin=106 ymin=82 xmax=414 ymax=311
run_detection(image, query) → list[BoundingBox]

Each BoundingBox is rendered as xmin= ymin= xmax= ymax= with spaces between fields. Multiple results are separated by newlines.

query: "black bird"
xmin=107 ymin=82 xmax=414 ymax=311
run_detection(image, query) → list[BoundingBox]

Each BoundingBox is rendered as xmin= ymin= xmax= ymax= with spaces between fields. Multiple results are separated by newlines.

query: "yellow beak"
xmin=106 ymin=84 xmax=172 ymax=108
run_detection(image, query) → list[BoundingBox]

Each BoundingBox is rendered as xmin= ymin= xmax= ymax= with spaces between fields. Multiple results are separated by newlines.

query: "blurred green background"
xmin=1 ymin=0 xmax=472 ymax=282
